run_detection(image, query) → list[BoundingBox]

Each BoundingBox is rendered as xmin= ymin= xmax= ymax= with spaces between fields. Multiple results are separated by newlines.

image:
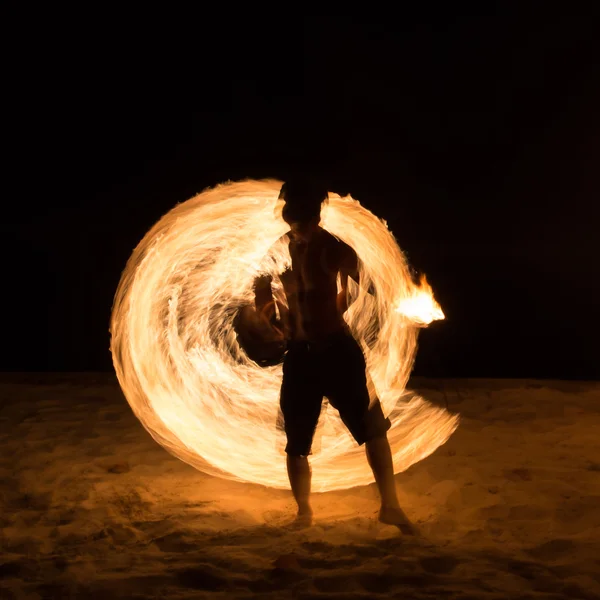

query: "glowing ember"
xmin=110 ymin=179 xmax=458 ymax=491
xmin=395 ymin=275 xmax=445 ymax=325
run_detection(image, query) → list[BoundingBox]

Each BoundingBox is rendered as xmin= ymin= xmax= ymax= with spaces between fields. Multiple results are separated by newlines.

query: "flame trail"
xmin=110 ymin=179 xmax=458 ymax=491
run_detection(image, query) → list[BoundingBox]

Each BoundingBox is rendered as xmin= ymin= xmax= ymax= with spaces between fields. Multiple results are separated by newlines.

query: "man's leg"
xmin=279 ymin=340 xmax=321 ymax=527
xmin=366 ymin=435 xmax=415 ymax=533
xmin=286 ymin=454 xmax=313 ymax=526
xmin=327 ymin=335 xmax=415 ymax=532
xmin=365 ymin=435 xmax=399 ymax=508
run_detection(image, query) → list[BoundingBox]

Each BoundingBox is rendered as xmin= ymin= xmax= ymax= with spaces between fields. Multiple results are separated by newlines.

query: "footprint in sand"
xmin=526 ymin=538 xmax=575 ymax=561
xmin=504 ymin=467 xmax=533 ymax=482
xmin=154 ymin=532 xmax=199 ymax=553
xmin=509 ymin=504 xmax=549 ymax=520
xmin=105 ymin=462 xmax=131 ymax=474
xmin=419 ymin=555 xmax=462 ymax=574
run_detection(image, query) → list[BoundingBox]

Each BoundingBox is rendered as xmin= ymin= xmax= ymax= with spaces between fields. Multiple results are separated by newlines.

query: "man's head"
xmin=280 ymin=179 xmax=329 ymax=227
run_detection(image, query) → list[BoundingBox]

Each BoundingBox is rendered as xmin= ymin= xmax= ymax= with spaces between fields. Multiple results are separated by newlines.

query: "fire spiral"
xmin=110 ymin=179 xmax=458 ymax=491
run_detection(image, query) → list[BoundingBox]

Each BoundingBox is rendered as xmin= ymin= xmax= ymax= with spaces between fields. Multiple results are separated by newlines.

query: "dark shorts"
xmin=279 ymin=331 xmax=391 ymax=456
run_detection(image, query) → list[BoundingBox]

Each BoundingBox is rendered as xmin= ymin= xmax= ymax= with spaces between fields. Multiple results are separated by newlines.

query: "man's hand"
xmin=253 ymin=274 xmax=284 ymax=340
xmin=254 ymin=274 xmax=274 ymax=312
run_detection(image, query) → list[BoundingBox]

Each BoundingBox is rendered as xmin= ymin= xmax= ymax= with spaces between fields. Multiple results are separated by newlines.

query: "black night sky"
xmin=4 ymin=9 xmax=599 ymax=379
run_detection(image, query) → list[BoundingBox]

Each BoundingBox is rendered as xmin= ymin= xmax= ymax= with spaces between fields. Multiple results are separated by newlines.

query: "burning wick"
xmin=395 ymin=275 xmax=445 ymax=326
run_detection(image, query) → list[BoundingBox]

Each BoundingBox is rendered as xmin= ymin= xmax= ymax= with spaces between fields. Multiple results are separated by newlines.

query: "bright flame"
xmin=395 ymin=274 xmax=445 ymax=325
xmin=110 ymin=179 xmax=458 ymax=491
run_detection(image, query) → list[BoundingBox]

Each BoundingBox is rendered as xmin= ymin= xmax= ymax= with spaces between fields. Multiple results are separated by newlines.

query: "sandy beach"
xmin=1 ymin=374 xmax=599 ymax=599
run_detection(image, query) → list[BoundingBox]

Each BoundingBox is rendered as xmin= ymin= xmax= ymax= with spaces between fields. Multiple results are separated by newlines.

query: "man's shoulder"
xmin=271 ymin=232 xmax=291 ymax=249
xmin=319 ymin=230 xmax=356 ymax=269
xmin=324 ymin=230 xmax=353 ymax=256
xmin=320 ymin=228 xmax=344 ymax=246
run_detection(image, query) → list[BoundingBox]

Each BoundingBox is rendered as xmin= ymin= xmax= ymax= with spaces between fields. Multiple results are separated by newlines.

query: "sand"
xmin=1 ymin=374 xmax=599 ymax=599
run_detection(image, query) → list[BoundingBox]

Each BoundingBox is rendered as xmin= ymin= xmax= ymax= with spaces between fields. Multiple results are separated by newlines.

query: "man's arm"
xmin=336 ymin=244 xmax=358 ymax=314
xmin=339 ymin=243 xmax=360 ymax=285
xmin=252 ymin=234 xmax=291 ymax=336
xmin=338 ymin=243 xmax=375 ymax=313
xmin=254 ymin=274 xmax=276 ymax=320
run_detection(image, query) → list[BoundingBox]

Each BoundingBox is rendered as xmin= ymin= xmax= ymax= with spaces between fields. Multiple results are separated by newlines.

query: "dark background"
xmin=4 ymin=8 xmax=599 ymax=379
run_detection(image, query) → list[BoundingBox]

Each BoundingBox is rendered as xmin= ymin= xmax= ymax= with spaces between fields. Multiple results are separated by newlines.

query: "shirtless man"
xmin=255 ymin=179 xmax=413 ymax=532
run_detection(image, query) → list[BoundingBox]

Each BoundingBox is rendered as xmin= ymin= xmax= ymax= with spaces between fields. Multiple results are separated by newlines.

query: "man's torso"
xmin=280 ymin=228 xmax=349 ymax=341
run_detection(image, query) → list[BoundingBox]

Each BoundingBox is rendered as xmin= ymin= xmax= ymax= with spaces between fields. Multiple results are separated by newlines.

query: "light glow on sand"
xmin=110 ymin=179 xmax=458 ymax=491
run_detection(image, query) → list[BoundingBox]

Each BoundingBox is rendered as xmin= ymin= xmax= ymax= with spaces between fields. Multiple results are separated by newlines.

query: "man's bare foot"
xmin=287 ymin=505 xmax=313 ymax=529
xmin=379 ymin=506 xmax=416 ymax=535
xmin=292 ymin=510 xmax=313 ymax=529
xmin=290 ymin=512 xmax=313 ymax=529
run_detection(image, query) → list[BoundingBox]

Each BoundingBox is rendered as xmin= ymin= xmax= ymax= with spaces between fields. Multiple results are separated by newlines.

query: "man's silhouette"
xmin=255 ymin=179 xmax=413 ymax=531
